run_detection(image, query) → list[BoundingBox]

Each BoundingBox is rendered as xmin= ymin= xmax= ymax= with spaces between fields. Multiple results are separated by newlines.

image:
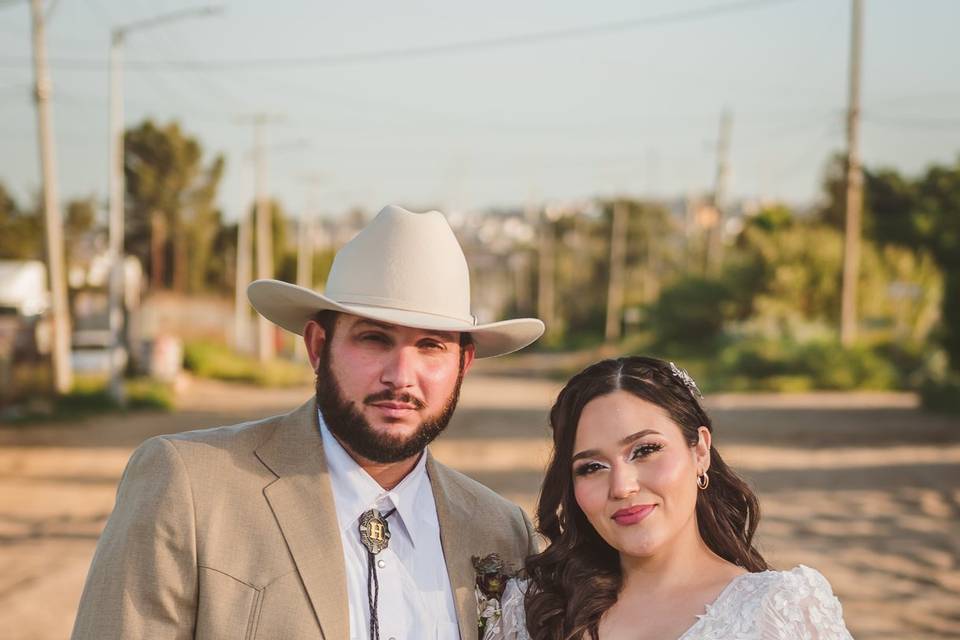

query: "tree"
xmin=721 ymin=203 xmax=940 ymax=344
xmin=818 ymin=154 xmax=918 ymax=242
xmin=124 ymin=119 xmax=225 ymax=293
xmin=249 ymin=198 xmax=293 ymax=282
xmin=64 ymin=195 xmax=98 ymax=265
xmin=824 ymin=156 xmax=960 ymax=370
xmin=0 ymin=182 xmax=42 ymax=260
xmin=910 ymin=159 xmax=960 ymax=369
xmin=183 ymin=156 xmax=225 ymax=293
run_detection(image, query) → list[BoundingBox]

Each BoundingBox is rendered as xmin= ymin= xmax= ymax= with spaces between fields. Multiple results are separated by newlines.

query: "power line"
xmin=0 ymin=0 xmax=796 ymax=71
xmin=863 ymin=114 xmax=960 ymax=130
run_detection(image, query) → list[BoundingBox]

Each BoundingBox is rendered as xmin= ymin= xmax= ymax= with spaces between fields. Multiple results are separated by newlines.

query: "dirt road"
xmin=1 ymin=374 xmax=958 ymax=639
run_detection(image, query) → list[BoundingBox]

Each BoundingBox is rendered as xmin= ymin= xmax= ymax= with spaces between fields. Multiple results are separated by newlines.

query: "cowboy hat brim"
xmin=248 ymin=279 xmax=545 ymax=358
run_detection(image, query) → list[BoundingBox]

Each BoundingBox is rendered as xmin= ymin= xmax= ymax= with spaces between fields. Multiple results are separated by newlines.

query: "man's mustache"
xmin=363 ymin=389 xmax=426 ymax=409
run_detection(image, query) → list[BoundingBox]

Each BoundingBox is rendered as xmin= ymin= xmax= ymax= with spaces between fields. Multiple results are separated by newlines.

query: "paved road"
xmin=1 ymin=374 xmax=958 ymax=639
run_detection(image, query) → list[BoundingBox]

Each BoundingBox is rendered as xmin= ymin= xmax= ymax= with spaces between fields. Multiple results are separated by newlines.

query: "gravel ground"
xmin=1 ymin=373 xmax=957 ymax=639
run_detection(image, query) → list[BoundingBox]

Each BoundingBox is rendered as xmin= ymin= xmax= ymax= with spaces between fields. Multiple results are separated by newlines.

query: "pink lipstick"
xmin=611 ymin=504 xmax=655 ymax=526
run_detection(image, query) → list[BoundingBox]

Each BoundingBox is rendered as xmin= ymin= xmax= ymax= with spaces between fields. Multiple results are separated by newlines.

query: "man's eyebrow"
xmin=352 ymin=318 xmax=397 ymax=331
xmin=351 ymin=319 xmax=458 ymax=342
xmin=571 ymin=429 xmax=662 ymax=463
xmin=420 ymin=330 xmax=459 ymax=342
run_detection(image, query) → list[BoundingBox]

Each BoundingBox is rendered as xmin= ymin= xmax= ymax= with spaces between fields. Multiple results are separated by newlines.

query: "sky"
xmin=1 ymin=0 xmax=959 ymax=223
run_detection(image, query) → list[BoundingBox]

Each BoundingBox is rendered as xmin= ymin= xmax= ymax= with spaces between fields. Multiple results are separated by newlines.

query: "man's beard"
xmin=314 ymin=342 xmax=465 ymax=464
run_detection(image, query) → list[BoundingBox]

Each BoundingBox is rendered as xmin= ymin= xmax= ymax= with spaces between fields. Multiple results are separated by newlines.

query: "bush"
xmin=795 ymin=342 xmax=898 ymax=390
xmin=183 ymin=341 xmax=312 ymax=387
xmin=125 ymin=377 xmax=176 ymax=410
xmin=713 ymin=338 xmax=899 ymax=391
xmin=2 ymin=375 xmax=173 ymax=423
xmin=871 ymin=340 xmax=931 ymax=389
xmin=920 ymin=374 xmax=960 ymax=413
xmin=647 ymin=277 xmax=734 ymax=347
xmin=66 ymin=375 xmax=174 ymax=411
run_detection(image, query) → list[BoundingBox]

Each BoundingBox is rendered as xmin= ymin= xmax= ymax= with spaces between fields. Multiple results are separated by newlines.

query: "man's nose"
xmin=609 ymin=463 xmax=640 ymax=500
xmin=380 ymin=346 xmax=416 ymax=389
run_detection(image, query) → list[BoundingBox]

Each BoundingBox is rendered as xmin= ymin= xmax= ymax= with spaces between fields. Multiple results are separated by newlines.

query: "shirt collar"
xmin=318 ymin=409 xmax=432 ymax=549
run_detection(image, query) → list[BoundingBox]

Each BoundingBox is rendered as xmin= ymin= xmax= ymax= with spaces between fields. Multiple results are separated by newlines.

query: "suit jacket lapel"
xmin=256 ymin=398 xmax=349 ymax=640
xmin=427 ymin=453 xmax=479 ymax=640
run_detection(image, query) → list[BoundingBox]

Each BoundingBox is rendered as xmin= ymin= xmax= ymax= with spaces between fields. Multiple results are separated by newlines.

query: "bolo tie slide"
xmin=358 ymin=508 xmax=396 ymax=640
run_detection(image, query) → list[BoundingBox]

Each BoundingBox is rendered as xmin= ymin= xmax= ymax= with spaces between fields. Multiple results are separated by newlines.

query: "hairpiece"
xmin=668 ymin=362 xmax=702 ymax=399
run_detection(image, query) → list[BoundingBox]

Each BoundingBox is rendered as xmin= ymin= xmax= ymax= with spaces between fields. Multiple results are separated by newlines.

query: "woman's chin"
xmin=602 ymin=528 xmax=667 ymax=560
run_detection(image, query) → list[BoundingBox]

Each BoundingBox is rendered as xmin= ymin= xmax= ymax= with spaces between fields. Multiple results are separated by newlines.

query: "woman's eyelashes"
xmin=574 ymin=443 xmax=665 ymax=476
xmin=630 ymin=442 xmax=664 ymax=460
xmin=574 ymin=461 xmax=608 ymax=477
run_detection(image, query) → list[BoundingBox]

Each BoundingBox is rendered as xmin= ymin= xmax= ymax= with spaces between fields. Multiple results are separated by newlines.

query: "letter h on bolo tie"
xmin=358 ymin=508 xmax=396 ymax=640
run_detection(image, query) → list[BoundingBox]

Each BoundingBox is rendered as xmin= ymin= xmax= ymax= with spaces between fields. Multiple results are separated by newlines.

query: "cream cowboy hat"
xmin=247 ymin=205 xmax=545 ymax=358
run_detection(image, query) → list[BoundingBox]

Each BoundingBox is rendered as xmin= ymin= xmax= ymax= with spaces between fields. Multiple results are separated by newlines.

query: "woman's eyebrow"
xmin=572 ymin=429 xmax=662 ymax=462
xmin=572 ymin=448 xmax=600 ymax=462
xmin=619 ymin=429 xmax=661 ymax=446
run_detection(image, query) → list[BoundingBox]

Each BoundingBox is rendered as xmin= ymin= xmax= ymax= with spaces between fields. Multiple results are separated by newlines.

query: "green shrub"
xmin=712 ymin=337 xmax=898 ymax=391
xmin=794 ymin=342 xmax=898 ymax=390
xmin=2 ymin=375 xmax=173 ymax=423
xmin=125 ymin=377 xmax=175 ymax=410
xmin=647 ymin=277 xmax=734 ymax=347
xmin=920 ymin=374 xmax=960 ymax=413
xmin=183 ymin=341 xmax=312 ymax=387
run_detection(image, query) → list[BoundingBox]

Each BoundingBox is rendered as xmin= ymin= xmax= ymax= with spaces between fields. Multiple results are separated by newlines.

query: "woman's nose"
xmin=608 ymin=463 xmax=640 ymax=500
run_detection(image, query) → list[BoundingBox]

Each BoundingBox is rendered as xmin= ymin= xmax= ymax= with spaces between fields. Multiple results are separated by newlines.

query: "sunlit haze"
xmin=2 ymin=0 xmax=959 ymax=219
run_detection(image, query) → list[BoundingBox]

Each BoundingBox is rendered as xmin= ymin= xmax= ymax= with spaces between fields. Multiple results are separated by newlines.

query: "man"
xmin=71 ymin=205 xmax=545 ymax=640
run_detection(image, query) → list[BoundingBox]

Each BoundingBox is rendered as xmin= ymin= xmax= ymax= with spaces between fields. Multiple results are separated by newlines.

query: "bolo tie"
xmin=358 ymin=507 xmax=397 ymax=640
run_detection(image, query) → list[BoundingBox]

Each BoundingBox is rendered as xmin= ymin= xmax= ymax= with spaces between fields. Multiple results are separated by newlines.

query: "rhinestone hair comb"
xmin=668 ymin=361 xmax=703 ymax=399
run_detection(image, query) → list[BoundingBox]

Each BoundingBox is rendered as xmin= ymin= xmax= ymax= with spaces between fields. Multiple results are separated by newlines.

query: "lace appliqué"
xmin=490 ymin=567 xmax=853 ymax=640
xmin=680 ymin=565 xmax=854 ymax=640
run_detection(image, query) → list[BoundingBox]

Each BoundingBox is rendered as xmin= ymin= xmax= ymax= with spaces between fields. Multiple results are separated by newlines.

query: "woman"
xmin=486 ymin=356 xmax=852 ymax=640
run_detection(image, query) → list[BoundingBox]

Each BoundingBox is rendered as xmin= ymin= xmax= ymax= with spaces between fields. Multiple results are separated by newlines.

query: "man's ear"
xmin=303 ymin=320 xmax=327 ymax=371
xmin=460 ymin=341 xmax=477 ymax=375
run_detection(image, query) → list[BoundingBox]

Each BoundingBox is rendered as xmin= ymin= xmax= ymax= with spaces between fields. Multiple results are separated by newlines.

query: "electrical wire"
xmin=1 ymin=0 xmax=797 ymax=71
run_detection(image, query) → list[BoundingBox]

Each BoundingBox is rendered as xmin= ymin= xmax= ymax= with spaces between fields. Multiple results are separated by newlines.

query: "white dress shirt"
xmin=318 ymin=411 xmax=460 ymax=640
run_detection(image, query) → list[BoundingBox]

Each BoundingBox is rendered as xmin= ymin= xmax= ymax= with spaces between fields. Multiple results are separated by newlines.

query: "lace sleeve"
xmin=758 ymin=565 xmax=854 ymax=640
xmin=482 ymin=578 xmax=531 ymax=640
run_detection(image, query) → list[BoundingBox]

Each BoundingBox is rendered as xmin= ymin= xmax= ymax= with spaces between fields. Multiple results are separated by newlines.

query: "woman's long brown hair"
xmin=524 ymin=357 xmax=767 ymax=640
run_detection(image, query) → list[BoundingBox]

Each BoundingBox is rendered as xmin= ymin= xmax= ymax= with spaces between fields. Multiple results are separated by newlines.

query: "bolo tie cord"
xmin=366 ymin=508 xmax=396 ymax=640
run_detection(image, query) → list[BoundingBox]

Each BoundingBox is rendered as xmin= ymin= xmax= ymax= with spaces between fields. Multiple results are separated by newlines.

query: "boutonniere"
xmin=473 ymin=553 xmax=512 ymax=638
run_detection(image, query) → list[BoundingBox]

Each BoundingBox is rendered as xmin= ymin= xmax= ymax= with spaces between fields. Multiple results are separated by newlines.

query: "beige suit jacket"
xmin=71 ymin=398 xmax=537 ymax=640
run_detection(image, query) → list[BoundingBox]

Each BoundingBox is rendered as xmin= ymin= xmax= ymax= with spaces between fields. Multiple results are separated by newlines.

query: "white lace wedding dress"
xmin=484 ymin=565 xmax=854 ymax=640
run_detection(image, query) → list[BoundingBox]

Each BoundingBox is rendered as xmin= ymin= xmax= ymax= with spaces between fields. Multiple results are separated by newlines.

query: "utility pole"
xmin=709 ymin=108 xmax=733 ymax=274
xmin=840 ymin=0 xmax=864 ymax=346
xmin=535 ymin=204 xmax=556 ymax=336
xmin=233 ymin=202 xmax=252 ymax=353
xmin=605 ymin=199 xmax=628 ymax=342
xmin=106 ymin=28 xmax=125 ymax=402
xmin=106 ymin=6 xmax=221 ymax=400
xmin=684 ymin=191 xmax=696 ymax=270
xmin=297 ymin=172 xmax=324 ymax=295
xmin=252 ymin=114 xmax=275 ymax=362
xmin=294 ymin=173 xmax=323 ymax=361
xmin=293 ymin=211 xmax=313 ymax=361
xmin=29 ymin=0 xmax=72 ymax=395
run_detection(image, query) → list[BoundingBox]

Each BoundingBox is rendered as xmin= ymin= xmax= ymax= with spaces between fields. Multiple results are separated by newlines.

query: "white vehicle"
xmin=0 ymin=260 xmax=50 ymax=317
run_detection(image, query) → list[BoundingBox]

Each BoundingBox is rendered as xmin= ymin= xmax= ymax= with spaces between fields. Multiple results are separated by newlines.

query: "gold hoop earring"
xmin=697 ymin=472 xmax=709 ymax=490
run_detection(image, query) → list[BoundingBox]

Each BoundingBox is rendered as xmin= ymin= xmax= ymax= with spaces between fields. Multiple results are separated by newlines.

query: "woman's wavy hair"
xmin=524 ymin=356 xmax=767 ymax=640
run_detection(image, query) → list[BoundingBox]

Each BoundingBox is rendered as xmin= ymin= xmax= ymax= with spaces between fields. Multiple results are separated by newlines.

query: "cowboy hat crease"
xmin=247 ymin=204 xmax=545 ymax=358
